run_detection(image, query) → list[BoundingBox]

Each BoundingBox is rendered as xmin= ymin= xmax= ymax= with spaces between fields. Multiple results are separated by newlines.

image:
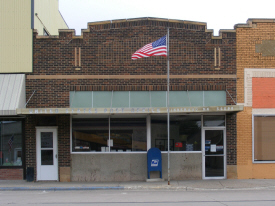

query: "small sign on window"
xmin=175 ymin=142 xmax=183 ymax=147
xmin=210 ymin=144 xmax=217 ymax=152
xmin=107 ymin=139 xmax=113 ymax=147
xmin=205 ymin=140 xmax=211 ymax=144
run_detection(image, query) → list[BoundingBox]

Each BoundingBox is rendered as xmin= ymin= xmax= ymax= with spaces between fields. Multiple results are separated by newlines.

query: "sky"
xmin=59 ymin=0 xmax=275 ymax=36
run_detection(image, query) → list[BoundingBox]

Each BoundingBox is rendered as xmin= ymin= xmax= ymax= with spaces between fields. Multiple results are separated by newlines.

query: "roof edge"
xmin=87 ymin=17 xmax=207 ymax=26
xmin=235 ymin=18 xmax=275 ymax=29
xmin=33 ymin=17 xmax=236 ymax=39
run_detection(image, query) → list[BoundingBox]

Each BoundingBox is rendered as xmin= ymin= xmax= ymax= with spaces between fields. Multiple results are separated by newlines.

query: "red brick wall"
xmin=253 ymin=78 xmax=275 ymax=108
xmin=0 ymin=169 xmax=23 ymax=180
xmin=25 ymin=19 xmax=238 ymax=171
xmin=28 ymin=19 xmax=236 ymax=107
xmin=226 ymin=113 xmax=237 ymax=165
xmin=25 ymin=115 xmax=70 ymax=181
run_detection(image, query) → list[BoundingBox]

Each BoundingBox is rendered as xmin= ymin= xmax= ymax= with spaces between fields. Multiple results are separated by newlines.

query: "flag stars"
xmin=132 ymin=36 xmax=167 ymax=60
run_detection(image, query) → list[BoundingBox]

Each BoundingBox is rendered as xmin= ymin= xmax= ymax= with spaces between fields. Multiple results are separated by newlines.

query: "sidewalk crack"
xmin=219 ymin=181 xmax=225 ymax=189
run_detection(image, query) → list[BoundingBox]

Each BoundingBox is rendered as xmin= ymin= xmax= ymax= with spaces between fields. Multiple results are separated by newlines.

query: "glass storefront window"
xmin=151 ymin=115 xmax=201 ymax=151
xmin=72 ymin=118 xmax=147 ymax=152
xmin=110 ymin=119 xmax=147 ymax=152
xmin=203 ymin=115 xmax=225 ymax=127
xmin=72 ymin=115 xmax=227 ymax=153
xmin=0 ymin=121 xmax=23 ymax=166
xmin=72 ymin=118 xmax=109 ymax=152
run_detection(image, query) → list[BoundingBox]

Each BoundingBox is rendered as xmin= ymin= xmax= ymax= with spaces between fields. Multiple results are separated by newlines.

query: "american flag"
xmin=8 ymin=134 xmax=14 ymax=152
xmin=131 ymin=36 xmax=167 ymax=60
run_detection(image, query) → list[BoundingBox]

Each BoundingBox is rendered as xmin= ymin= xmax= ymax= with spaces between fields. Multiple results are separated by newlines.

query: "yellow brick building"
xmin=236 ymin=19 xmax=275 ymax=179
xmin=0 ymin=0 xmax=68 ymax=180
xmin=0 ymin=0 xmax=68 ymax=73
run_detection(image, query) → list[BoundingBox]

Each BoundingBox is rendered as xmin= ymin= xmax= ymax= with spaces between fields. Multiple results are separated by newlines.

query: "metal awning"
xmin=0 ymin=74 xmax=26 ymax=115
xmin=17 ymin=105 xmax=243 ymax=115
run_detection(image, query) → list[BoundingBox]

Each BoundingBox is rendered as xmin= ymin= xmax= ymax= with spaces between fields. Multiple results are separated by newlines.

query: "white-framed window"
xmin=253 ymin=115 xmax=275 ymax=162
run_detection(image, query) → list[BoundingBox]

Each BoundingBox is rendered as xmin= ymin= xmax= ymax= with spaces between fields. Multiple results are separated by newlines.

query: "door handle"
xmin=55 ymin=154 xmax=58 ymax=158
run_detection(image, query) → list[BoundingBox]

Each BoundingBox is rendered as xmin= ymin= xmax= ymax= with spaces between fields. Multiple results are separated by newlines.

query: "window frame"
xmin=0 ymin=118 xmax=25 ymax=169
xmin=70 ymin=114 xmax=227 ymax=154
xmin=71 ymin=116 xmax=147 ymax=154
xmin=252 ymin=114 xmax=275 ymax=163
xmin=151 ymin=114 xmax=203 ymax=153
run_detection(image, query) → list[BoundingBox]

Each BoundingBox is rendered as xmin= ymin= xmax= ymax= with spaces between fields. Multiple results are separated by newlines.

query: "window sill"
xmin=253 ymin=160 xmax=275 ymax=164
xmin=71 ymin=151 xmax=202 ymax=154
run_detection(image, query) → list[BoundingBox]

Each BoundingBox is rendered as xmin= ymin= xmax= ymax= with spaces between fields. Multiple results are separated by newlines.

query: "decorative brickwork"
xmin=236 ymin=19 xmax=275 ymax=179
xmin=28 ymin=18 xmax=237 ymax=108
xmin=25 ymin=18 xmax=238 ymax=180
xmin=244 ymin=69 xmax=275 ymax=107
xmin=236 ymin=20 xmax=275 ymax=104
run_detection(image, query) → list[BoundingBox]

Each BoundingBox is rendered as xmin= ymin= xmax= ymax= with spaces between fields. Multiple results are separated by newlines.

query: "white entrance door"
xmin=36 ymin=127 xmax=58 ymax=181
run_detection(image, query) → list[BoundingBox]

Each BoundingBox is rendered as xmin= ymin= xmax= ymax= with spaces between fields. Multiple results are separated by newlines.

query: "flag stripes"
xmin=132 ymin=36 xmax=167 ymax=60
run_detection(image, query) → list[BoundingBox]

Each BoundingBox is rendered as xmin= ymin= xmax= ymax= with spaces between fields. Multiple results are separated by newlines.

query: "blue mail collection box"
xmin=147 ymin=147 xmax=162 ymax=179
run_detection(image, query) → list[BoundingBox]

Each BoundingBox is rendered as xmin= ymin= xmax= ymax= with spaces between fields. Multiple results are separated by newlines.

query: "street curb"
xmin=0 ymin=186 xmax=124 ymax=191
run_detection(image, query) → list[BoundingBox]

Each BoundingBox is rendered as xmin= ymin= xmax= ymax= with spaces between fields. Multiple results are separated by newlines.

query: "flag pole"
xmin=167 ymin=27 xmax=170 ymax=185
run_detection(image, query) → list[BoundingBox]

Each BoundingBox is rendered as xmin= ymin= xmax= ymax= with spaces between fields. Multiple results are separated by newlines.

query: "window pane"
xmin=151 ymin=115 xmax=201 ymax=151
xmin=188 ymin=91 xmax=203 ymax=107
xmin=130 ymin=91 xmax=150 ymax=107
xmin=169 ymin=91 xmax=189 ymax=107
xmin=112 ymin=91 xmax=129 ymax=108
xmin=203 ymin=115 xmax=225 ymax=127
xmin=110 ymin=118 xmax=147 ymax=152
xmin=70 ymin=91 xmax=92 ymax=108
xmin=72 ymin=118 xmax=147 ymax=152
xmin=204 ymin=91 xmax=226 ymax=106
xmin=41 ymin=132 xmax=53 ymax=148
xmin=93 ymin=91 xmax=112 ymax=108
xmin=205 ymin=156 xmax=224 ymax=177
xmin=254 ymin=116 xmax=275 ymax=161
xmin=0 ymin=121 xmax=22 ymax=166
xmin=41 ymin=150 xmax=53 ymax=165
xmin=69 ymin=91 xmax=227 ymax=109
xmin=72 ymin=118 xmax=109 ymax=152
xmin=205 ymin=130 xmax=224 ymax=155
xmin=151 ymin=91 xmax=166 ymax=107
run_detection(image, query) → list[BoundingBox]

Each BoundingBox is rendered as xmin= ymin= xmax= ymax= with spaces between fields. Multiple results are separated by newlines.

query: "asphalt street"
xmin=1 ymin=189 xmax=275 ymax=206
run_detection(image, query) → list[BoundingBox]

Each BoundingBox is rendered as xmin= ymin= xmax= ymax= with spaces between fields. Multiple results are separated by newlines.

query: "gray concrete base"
xmin=71 ymin=153 xmax=202 ymax=182
xmin=146 ymin=178 xmax=165 ymax=182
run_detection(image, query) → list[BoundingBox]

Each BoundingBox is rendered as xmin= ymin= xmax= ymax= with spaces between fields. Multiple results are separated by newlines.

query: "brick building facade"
xmin=236 ymin=19 xmax=275 ymax=179
xmin=19 ymin=18 xmax=242 ymax=181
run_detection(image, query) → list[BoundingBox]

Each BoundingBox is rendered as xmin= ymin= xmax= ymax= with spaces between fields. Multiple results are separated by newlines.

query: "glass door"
xmin=203 ymin=129 xmax=226 ymax=179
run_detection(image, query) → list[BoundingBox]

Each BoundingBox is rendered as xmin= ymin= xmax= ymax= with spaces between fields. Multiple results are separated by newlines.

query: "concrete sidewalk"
xmin=1 ymin=179 xmax=275 ymax=191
